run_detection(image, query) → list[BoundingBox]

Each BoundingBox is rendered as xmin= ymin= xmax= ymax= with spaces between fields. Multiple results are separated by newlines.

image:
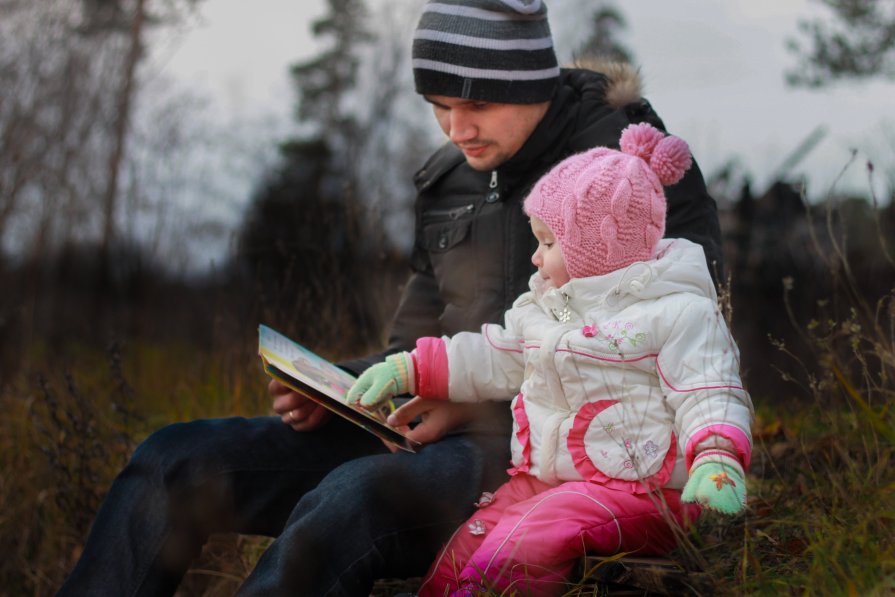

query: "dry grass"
xmin=4 ymin=282 xmax=893 ymax=596
xmin=0 ymin=336 xmax=269 ymax=595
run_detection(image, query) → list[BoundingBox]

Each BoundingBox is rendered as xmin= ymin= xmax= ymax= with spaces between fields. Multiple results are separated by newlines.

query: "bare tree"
xmin=0 ymin=0 xmax=200 ymax=268
xmin=95 ymin=0 xmax=148 ymax=279
xmin=0 ymin=2 xmax=121 ymax=262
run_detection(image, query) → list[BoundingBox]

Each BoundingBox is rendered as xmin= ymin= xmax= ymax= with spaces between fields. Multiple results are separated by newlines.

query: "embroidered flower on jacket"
xmin=598 ymin=321 xmax=648 ymax=353
xmin=581 ymin=323 xmax=598 ymax=337
xmin=643 ymin=440 xmax=659 ymax=458
xmin=474 ymin=491 xmax=495 ymax=508
xmin=468 ymin=519 xmax=487 ymax=536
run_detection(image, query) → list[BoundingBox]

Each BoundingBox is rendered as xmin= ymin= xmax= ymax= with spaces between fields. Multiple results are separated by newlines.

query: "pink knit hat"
xmin=524 ymin=123 xmax=692 ymax=278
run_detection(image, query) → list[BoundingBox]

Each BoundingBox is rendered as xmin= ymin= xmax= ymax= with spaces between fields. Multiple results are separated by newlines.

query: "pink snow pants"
xmin=417 ymin=473 xmax=699 ymax=597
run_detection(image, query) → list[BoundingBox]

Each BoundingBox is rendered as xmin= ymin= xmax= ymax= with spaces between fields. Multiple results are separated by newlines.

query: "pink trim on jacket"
xmin=507 ymin=394 xmax=531 ymax=475
xmin=655 ymin=359 xmax=745 ymax=393
xmin=566 ymin=400 xmax=677 ymax=494
xmin=691 ymin=449 xmax=745 ymax=471
xmin=484 ymin=324 xmax=524 ymax=353
xmin=557 ymin=347 xmax=656 ymax=364
xmin=686 ymin=424 xmax=752 ymax=469
xmin=413 ymin=337 xmax=450 ymax=400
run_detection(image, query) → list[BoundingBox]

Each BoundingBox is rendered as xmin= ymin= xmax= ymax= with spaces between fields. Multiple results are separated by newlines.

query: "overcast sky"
xmin=155 ymin=0 xmax=895 ymax=204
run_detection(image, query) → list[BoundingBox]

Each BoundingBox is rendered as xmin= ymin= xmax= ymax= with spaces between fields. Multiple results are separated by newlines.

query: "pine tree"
xmin=237 ymin=0 xmax=396 ymax=353
xmin=573 ymin=5 xmax=633 ymax=64
xmin=786 ymin=0 xmax=895 ymax=87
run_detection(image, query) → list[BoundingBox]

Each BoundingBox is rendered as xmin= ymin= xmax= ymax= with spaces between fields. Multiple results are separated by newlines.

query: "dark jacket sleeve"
xmin=338 ymin=267 xmax=444 ymax=376
xmin=663 ymin=160 xmax=723 ymax=280
xmin=385 ymin=270 xmax=444 ymax=353
xmin=338 ymin=148 xmax=452 ymax=375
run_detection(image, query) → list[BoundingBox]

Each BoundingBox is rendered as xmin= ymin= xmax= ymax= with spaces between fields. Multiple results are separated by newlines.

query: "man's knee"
xmin=129 ymin=419 xmax=228 ymax=489
xmin=307 ymin=447 xmax=482 ymax=531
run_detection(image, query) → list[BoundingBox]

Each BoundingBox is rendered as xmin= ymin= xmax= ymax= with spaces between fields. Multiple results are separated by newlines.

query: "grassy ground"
xmin=3 ymin=310 xmax=890 ymax=597
xmin=0 ymin=337 xmax=268 ymax=596
xmin=2 ymin=250 xmax=893 ymax=596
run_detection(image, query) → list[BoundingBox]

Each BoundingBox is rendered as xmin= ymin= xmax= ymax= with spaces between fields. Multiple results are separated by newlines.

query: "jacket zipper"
xmin=486 ymin=171 xmax=500 ymax=203
xmin=422 ymin=171 xmax=497 ymax=224
xmin=424 ymin=204 xmax=475 ymax=221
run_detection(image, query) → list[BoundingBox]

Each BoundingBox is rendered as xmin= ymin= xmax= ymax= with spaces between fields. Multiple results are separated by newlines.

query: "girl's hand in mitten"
xmin=681 ymin=450 xmax=746 ymax=515
xmin=346 ymin=352 xmax=415 ymax=409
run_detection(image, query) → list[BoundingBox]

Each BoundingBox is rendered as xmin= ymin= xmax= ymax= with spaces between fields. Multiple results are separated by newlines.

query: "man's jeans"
xmin=56 ymin=411 xmax=511 ymax=596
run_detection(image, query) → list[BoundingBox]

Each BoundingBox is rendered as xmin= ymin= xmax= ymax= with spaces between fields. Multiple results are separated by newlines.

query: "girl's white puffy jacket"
xmin=418 ymin=238 xmax=753 ymax=492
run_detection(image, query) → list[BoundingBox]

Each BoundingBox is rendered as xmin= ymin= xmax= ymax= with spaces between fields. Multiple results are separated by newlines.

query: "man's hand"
xmin=386 ymin=396 xmax=478 ymax=445
xmin=269 ymin=378 xmax=332 ymax=431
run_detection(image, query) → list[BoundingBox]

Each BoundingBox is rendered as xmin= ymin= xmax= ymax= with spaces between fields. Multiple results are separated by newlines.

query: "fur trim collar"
xmin=569 ymin=58 xmax=642 ymax=108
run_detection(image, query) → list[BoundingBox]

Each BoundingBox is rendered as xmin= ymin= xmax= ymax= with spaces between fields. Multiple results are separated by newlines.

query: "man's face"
xmin=425 ymin=95 xmax=550 ymax=171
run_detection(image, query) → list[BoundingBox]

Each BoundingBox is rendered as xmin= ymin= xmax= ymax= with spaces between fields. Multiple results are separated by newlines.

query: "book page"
xmin=259 ymin=324 xmax=356 ymax=402
xmin=258 ymin=324 xmax=417 ymax=452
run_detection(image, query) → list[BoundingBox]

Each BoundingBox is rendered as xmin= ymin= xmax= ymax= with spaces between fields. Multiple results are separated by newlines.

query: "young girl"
xmin=348 ymin=123 xmax=753 ymax=596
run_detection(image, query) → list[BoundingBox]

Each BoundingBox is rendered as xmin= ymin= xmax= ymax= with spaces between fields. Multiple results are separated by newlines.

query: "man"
xmin=58 ymin=0 xmax=721 ymax=595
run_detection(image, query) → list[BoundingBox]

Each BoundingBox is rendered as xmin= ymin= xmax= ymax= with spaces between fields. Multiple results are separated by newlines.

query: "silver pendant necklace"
xmin=554 ymin=291 xmax=572 ymax=323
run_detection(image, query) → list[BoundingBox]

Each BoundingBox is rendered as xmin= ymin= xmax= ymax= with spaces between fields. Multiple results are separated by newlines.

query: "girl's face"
xmin=530 ymin=216 xmax=570 ymax=289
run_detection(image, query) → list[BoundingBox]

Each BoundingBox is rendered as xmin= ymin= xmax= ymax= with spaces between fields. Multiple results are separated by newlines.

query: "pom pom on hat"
xmin=619 ymin=123 xmax=692 ymax=185
xmin=524 ymin=123 xmax=693 ymax=278
xmin=619 ymin=122 xmax=663 ymax=162
xmin=651 ymin=136 xmax=692 ymax=186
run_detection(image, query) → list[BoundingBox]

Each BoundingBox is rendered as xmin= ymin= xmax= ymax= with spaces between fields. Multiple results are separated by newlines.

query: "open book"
xmin=258 ymin=324 xmax=418 ymax=453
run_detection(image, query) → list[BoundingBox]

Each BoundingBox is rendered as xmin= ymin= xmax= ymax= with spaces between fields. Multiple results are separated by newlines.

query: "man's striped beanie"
xmin=412 ymin=0 xmax=560 ymax=104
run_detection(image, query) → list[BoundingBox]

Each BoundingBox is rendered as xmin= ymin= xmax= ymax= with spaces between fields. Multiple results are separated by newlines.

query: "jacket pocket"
xmin=421 ymin=218 xmax=472 ymax=253
xmin=566 ymin=399 xmax=677 ymax=494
